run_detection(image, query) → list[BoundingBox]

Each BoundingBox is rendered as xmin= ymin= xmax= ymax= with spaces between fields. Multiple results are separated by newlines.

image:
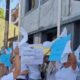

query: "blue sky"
xmin=0 ymin=0 xmax=19 ymax=10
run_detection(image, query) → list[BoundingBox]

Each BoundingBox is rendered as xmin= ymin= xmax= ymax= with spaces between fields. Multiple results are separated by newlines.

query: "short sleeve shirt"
xmin=1 ymin=72 xmax=14 ymax=80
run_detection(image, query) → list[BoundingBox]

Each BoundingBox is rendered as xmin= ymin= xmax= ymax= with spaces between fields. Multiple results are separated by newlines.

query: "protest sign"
xmin=13 ymin=42 xmax=44 ymax=64
xmin=21 ymin=48 xmax=43 ymax=65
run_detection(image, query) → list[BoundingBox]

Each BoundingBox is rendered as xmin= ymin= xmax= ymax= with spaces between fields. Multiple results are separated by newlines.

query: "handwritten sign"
xmin=21 ymin=48 xmax=44 ymax=65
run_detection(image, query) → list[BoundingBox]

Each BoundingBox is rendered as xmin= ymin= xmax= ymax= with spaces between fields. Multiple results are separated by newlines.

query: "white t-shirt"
xmin=28 ymin=65 xmax=41 ymax=79
xmin=1 ymin=72 xmax=14 ymax=80
xmin=55 ymin=67 xmax=77 ymax=80
xmin=46 ymin=62 xmax=62 ymax=80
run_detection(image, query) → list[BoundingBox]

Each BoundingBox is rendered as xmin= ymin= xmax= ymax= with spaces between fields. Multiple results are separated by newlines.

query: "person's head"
xmin=63 ymin=53 xmax=77 ymax=70
xmin=68 ymin=53 xmax=77 ymax=69
xmin=44 ymin=56 xmax=49 ymax=64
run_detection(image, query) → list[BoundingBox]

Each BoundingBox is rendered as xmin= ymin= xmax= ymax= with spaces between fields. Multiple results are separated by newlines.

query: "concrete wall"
xmin=20 ymin=0 xmax=80 ymax=45
xmin=20 ymin=0 xmax=80 ymax=33
xmin=71 ymin=0 xmax=80 ymax=16
xmin=20 ymin=0 xmax=58 ymax=33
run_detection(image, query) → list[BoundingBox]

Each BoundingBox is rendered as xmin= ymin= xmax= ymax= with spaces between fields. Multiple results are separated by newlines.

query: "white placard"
xmin=13 ymin=42 xmax=44 ymax=64
xmin=21 ymin=48 xmax=44 ymax=65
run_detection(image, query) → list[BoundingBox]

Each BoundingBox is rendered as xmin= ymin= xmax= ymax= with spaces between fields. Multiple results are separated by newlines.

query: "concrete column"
xmin=62 ymin=0 xmax=71 ymax=17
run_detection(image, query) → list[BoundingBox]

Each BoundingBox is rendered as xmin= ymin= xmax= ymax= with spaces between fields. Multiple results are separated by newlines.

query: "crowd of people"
xmin=0 ymin=27 xmax=80 ymax=80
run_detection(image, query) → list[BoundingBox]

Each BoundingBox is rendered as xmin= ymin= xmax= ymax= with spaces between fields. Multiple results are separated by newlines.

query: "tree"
xmin=4 ymin=0 xmax=10 ymax=48
xmin=0 ymin=0 xmax=4 ymax=18
xmin=0 ymin=8 xmax=5 ymax=18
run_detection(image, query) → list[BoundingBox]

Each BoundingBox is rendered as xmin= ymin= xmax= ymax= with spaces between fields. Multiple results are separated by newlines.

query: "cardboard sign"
xmin=13 ymin=42 xmax=44 ymax=64
xmin=21 ymin=48 xmax=44 ymax=65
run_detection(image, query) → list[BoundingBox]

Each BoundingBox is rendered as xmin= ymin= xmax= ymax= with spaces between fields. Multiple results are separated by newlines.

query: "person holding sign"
xmin=48 ymin=27 xmax=78 ymax=80
xmin=0 ymin=47 xmax=20 ymax=80
xmin=28 ymin=65 xmax=41 ymax=80
xmin=55 ymin=40 xmax=77 ymax=80
xmin=46 ymin=28 xmax=68 ymax=80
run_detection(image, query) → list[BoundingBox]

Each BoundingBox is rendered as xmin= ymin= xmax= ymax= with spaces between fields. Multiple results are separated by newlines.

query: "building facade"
xmin=11 ymin=4 xmax=19 ymax=26
xmin=19 ymin=0 xmax=80 ymax=50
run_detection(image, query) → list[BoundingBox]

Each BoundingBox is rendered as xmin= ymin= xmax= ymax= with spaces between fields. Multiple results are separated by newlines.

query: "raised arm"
xmin=13 ymin=47 xmax=20 ymax=79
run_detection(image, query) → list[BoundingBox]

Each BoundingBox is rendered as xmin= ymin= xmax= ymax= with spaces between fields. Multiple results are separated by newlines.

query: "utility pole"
xmin=38 ymin=0 xmax=41 ymax=29
xmin=37 ymin=0 xmax=41 ymax=43
xmin=57 ymin=0 xmax=62 ymax=37
xmin=4 ymin=0 xmax=10 ymax=48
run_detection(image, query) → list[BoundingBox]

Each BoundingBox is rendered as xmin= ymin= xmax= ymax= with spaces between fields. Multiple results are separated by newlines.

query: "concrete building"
xmin=19 ymin=0 xmax=80 ymax=50
xmin=11 ymin=4 xmax=19 ymax=26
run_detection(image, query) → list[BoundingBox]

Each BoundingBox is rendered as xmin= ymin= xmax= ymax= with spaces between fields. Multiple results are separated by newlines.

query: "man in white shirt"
xmin=28 ymin=65 xmax=41 ymax=80
xmin=55 ymin=53 xmax=77 ymax=80
xmin=0 ymin=47 xmax=20 ymax=80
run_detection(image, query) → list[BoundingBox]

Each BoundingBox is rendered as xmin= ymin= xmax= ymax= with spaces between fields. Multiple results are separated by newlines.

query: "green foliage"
xmin=0 ymin=8 xmax=5 ymax=19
